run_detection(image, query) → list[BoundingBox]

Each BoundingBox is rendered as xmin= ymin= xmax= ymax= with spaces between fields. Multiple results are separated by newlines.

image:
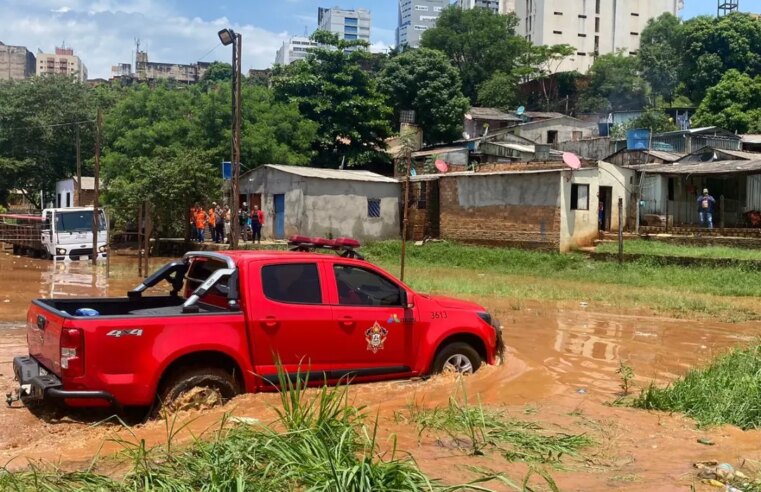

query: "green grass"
xmin=0 ymin=367 xmax=545 ymax=492
xmin=396 ymin=392 xmax=591 ymax=464
xmin=631 ymin=344 xmax=761 ymax=430
xmin=596 ymin=239 xmax=761 ymax=261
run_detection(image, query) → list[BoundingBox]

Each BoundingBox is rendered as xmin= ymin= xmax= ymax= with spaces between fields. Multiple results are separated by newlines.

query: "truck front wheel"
xmin=432 ymin=342 xmax=482 ymax=375
xmin=158 ymin=367 xmax=240 ymax=415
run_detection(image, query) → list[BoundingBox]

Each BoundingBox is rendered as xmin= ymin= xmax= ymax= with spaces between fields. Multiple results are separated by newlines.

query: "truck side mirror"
xmin=401 ymin=290 xmax=414 ymax=310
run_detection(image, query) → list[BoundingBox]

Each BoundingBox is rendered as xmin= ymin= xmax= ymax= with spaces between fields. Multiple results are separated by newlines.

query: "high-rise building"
xmin=275 ymin=37 xmax=320 ymax=65
xmin=0 ymin=42 xmax=36 ymax=80
xmin=111 ymin=49 xmax=209 ymax=84
xmin=516 ymin=0 xmax=684 ymax=73
xmin=36 ymin=46 xmax=88 ymax=81
xmin=458 ymin=0 xmax=516 ymax=14
xmin=318 ymin=7 xmax=372 ymax=47
xmin=397 ymin=0 xmax=450 ymax=49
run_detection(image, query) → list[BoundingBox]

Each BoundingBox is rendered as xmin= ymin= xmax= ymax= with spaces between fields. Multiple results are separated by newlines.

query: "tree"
xmin=199 ymin=62 xmax=233 ymax=91
xmin=420 ymin=6 xmax=528 ymax=104
xmin=681 ymin=13 xmax=761 ymax=102
xmin=578 ymin=53 xmax=648 ymax=113
xmin=625 ymin=107 xmax=678 ymax=134
xmin=272 ymin=31 xmax=392 ymax=166
xmin=639 ymin=13 xmax=683 ymax=104
xmin=692 ymin=69 xmax=761 ymax=134
xmin=476 ymin=71 xmax=519 ymax=110
xmin=0 ymin=75 xmax=97 ymax=208
xmin=380 ymin=48 xmax=469 ymax=144
xmin=529 ymin=44 xmax=575 ymax=111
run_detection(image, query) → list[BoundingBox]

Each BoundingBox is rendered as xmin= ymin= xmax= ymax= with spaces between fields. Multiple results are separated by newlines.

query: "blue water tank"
xmin=626 ymin=129 xmax=650 ymax=150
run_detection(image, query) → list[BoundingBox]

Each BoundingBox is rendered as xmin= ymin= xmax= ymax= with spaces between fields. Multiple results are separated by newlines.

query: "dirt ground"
xmin=0 ymin=250 xmax=760 ymax=490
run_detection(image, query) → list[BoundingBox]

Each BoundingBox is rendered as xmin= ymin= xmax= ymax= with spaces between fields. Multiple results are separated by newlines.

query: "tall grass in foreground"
xmin=0 ymin=368 xmax=557 ymax=491
xmin=632 ymin=344 xmax=761 ymax=429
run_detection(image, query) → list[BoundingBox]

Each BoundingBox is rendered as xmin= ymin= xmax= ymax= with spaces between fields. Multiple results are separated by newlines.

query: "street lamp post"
xmin=218 ymin=28 xmax=242 ymax=249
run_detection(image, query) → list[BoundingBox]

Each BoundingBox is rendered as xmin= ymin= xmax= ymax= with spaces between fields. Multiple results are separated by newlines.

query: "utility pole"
xmin=91 ymin=108 xmax=102 ymax=265
xmin=75 ymin=126 xmax=81 ymax=206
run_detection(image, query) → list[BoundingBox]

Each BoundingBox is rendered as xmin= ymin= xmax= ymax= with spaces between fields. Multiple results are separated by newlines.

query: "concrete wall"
xmin=559 ymin=168 xmax=599 ymax=252
xmin=512 ymin=118 xmax=596 ymax=145
xmin=556 ymin=138 xmax=621 ymax=161
xmin=598 ymin=160 xmax=636 ymax=231
xmin=55 ymin=180 xmax=75 ymax=208
xmin=0 ymin=44 xmax=35 ymax=80
xmin=242 ymin=167 xmax=400 ymax=242
xmin=439 ymin=172 xmax=561 ymax=249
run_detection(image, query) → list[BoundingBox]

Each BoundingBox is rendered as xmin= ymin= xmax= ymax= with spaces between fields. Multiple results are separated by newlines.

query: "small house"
xmin=55 ymin=177 xmax=98 ymax=208
xmin=240 ymin=165 xmax=400 ymax=242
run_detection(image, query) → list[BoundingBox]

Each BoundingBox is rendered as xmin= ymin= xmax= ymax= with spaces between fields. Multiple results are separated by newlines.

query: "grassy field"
xmin=361 ymin=241 xmax=761 ymax=322
xmin=596 ymin=239 xmax=761 ymax=261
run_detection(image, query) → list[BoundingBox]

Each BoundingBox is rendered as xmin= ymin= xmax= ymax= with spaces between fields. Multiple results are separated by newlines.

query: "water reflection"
xmin=40 ymin=260 xmax=109 ymax=298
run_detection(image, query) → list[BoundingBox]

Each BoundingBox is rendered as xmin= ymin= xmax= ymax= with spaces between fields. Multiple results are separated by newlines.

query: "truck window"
xmin=334 ymin=265 xmax=402 ymax=307
xmin=55 ymin=210 xmax=107 ymax=232
xmin=262 ymin=263 xmax=322 ymax=304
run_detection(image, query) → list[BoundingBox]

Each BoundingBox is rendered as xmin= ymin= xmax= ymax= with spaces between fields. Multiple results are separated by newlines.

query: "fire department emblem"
xmin=365 ymin=322 xmax=388 ymax=354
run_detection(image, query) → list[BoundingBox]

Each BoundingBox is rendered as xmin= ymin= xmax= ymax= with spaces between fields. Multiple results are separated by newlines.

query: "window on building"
xmin=578 ymin=14 xmax=587 ymax=18
xmin=578 ymin=33 xmax=587 ymax=37
xmin=577 ymin=52 xmax=587 ymax=56
xmin=631 ymin=12 xmax=640 ymax=16
xmin=547 ymin=130 xmax=558 ymax=144
xmin=595 ymin=0 xmax=600 ymax=14
xmin=334 ymin=265 xmax=402 ymax=307
xmin=57 ymin=193 xmax=62 ymax=208
xmin=554 ymin=11 xmax=563 ymax=15
xmin=344 ymin=33 xmax=358 ymax=40
xmin=65 ymin=193 xmax=71 ymax=207
xmin=553 ymin=30 xmax=563 ymax=35
xmin=345 ymin=25 xmax=358 ymax=33
xmin=572 ymin=131 xmax=583 ymax=141
xmin=262 ymin=264 xmax=322 ymax=304
xmin=344 ymin=17 xmax=358 ymax=25
xmin=668 ymin=178 xmax=675 ymax=201
xmin=367 ymin=198 xmax=381 ymax=218
xmin=415 ymin=5 xmax=429 ymax=10
xmin=571 ymin=184 xmax=590 ymax=211
xmin=630 ymin=31 xmax=639 ymax=36
xmin=594 ymin=35 xmax=600 ymax=54
xmin=595 ymin=17 xmax=600 ymax=32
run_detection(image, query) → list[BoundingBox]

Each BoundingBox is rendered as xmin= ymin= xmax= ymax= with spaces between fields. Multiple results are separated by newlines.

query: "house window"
xmin=595 ymin=17 xmax=600 ymax=32
xmin=65 ymin=192 xmax=71 ymax=207
xmin=367 ymin=198 xmax=381 ymax=218
xmin=595 ymin=0 xmax=600 ymax=14
xmin=547 ymin=130 xmax=558 ymax=144
xmin=571 ymin=184 xmax=589 ymax=211
xmin=57 ymin=193 xmax=62 ymax=208
xmin=554 ymin=11 xmax=563 ymax=15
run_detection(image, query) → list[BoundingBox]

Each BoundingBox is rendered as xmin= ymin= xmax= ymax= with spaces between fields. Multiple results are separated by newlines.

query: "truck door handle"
xmin=339 ymin=317 xmax=355 ymax=328
xmin=262 ymin=317 xmax=279 ymax=328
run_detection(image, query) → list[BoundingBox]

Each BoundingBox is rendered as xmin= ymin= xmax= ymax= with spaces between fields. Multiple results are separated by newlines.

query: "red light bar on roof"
xmin=288 ymin=235 xmax=364 ymax=260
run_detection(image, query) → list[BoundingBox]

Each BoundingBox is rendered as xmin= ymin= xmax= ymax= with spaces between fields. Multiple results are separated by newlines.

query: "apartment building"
xmin=318 ymin=7 xmax=372 ymax=46
xmin=458 ymin=0 xmax=516 ymax=14
xmin=36 ymin=46 xmax=87 ymax=81
xmin=0 ymin=42 xmax=36 ymax=80
xmin=275 ymin=37 xmax=320 ymax=65
xmin=111 ymin=50 xmax=210 ymax=84
xmin=397 ymin=0 xmax=451 ymax=48
xmin=516 ymin=0 xmax=684 ymax=73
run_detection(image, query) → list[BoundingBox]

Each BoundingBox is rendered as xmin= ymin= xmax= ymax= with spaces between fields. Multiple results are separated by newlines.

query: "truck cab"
xmin=41 ymin=207 xmax=108 ymax=261
xmin=11 ymin=238 xmax=504 ymax=415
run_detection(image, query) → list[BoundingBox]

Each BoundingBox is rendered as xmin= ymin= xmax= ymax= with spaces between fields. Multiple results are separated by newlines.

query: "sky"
xmin=0 ymin=0 xmax=742 ymax=79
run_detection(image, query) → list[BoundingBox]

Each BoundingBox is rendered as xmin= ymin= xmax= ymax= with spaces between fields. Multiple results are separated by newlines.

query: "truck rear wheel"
xmin=158 ymin=367 xmax=240 ymax=416
xmin=433 ymin=342 xmax=482 ymax=375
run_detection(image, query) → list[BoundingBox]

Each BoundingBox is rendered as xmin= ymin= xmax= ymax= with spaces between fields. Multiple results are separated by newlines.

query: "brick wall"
xmin=438 ymin=176 xmax=561 ymax=249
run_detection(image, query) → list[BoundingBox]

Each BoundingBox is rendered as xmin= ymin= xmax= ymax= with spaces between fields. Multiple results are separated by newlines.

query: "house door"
xmin=274 ymin=194 xmax=285 ymax=239
xmin=599 ymin=186 xmax=613 ymax=231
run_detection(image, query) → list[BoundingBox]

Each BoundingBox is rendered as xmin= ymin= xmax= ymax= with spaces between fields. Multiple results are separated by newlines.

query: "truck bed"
xmin=35 ymin=296 xmax=226 ymax=318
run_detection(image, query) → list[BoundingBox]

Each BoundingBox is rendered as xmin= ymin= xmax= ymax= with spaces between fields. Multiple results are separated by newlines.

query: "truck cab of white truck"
xmin=41 ymin=207 xmax=108 ymax=261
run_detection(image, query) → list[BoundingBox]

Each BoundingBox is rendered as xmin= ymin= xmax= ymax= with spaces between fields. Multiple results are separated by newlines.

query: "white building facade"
xmin=516 ymin=0 xmax=684 ymax=73
xmin=458 ymin=0 xmax=516 ymax=14
xmin=36 ymin=47 xmax=87 ymax=81
xmin=397 ymin=0 xmax=450 ymax=49
xmin=275 ymin=37 xmax=320 ymax=65
xmin=318 ymin=7 xmax=372 ymax=46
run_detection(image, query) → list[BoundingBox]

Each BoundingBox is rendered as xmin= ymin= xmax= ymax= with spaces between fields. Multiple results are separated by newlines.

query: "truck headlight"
xmin=56 ymin=248 xmax=66 ymax=255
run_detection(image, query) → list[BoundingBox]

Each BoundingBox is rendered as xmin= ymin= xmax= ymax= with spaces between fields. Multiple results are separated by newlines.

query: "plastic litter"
xmin=75 ymin=308 xmax=100 ymax=317
xmin=697 ymin=437 xmax=715 ymax=446
xmin=576 ymin=388 xmax=587 ymax=394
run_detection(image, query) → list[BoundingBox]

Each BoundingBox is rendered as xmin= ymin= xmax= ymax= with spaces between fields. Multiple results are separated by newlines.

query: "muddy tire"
xmin=432 ymin=342 xmax=482 ymax=375
xmin=157 ymin=367 xmax=240 ymax=416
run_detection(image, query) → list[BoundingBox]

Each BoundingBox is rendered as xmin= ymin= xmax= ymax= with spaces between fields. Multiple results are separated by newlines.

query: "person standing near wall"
xmin=190 ymin=204 xmax=199 ymax=242
xmin=251 ymin=205 xmax=264 ymax=244
xmin=194 ymin=206 xmax=207 ymax=242
xmin=208 ymin=203 xmax=218 ymax=243
xmin=223 ymin=205 xmax=231 ymax=244
xmin=697 ymin=188 xmax=716 ymax=229
xmin=214 ymin=203 xmax=225 ymax=243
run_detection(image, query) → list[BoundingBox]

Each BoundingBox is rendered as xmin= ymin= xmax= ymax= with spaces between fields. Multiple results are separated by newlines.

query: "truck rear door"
xmin=26 ymin=302 xmax=65 ymax=375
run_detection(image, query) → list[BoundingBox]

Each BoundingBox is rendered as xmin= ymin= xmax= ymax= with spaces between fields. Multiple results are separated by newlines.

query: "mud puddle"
xmin=0 ymin=253 xmax=760 ymax=489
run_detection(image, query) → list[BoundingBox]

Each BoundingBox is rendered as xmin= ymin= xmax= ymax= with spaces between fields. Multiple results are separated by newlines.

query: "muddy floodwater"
xmin=0 ymin=250 xmax=760 ymax=490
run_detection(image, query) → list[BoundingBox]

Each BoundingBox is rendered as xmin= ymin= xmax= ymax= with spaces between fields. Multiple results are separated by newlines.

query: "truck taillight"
xmin=60 ymin=328 xmax=84 ymax=377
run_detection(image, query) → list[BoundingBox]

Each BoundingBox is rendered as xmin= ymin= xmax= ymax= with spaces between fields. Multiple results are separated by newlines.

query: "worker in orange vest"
xmin=194 ymin=206 xmax=207 ymax=243
xmin=208 ymin=202 xmax=218 ymax=243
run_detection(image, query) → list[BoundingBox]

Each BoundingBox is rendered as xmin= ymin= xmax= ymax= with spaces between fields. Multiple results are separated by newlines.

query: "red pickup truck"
xmin=11 ymin=238 xmax=504 ymax=414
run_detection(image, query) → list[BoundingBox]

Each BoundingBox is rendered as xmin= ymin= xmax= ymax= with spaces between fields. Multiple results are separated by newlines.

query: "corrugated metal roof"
xmin=741 ymin=134 xmax=761 ymax=144
xmin=638 ymin=160 xmax=761 ymax=175
xmin=411 ymin=146 xmax=468 ymax=158
xmin=645 ymin=150 xmax=684 ymax=162
xmin=718 ymin=148 xmax=761 ymax=160
xmin=263 ymin=165 xmax=398 ymax=183
xmin=524 ymin=111 xmax=565 ymax=120
xmin=466 ymin=107 xmax=523 ymax=122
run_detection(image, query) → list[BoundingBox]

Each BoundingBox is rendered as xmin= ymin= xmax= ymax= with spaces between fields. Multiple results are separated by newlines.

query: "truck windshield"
xmin=55 ymin=211 xmax=107 ymax=232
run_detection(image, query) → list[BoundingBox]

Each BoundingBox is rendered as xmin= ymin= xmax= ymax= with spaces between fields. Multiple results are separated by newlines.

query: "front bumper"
xmin=12 ymin=355 xmax=121 ymax=409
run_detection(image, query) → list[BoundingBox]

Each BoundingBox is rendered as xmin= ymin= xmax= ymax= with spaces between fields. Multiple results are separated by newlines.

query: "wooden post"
xmin=91 ymin=108 xmax=102 ymax=265
xmin=143 ymin=201 xmax=152 ymax=276
xmin=137 ymin=203 xmax=143 ymax=277
xmin=105 ymin=207 xmax=111 ymax=278
xmin=720 ymin=194 xmax=725 ymax=235
xmin=400 ymin=156 xmax=411 ymax=281
xmin=665 ymin=196 xmax=669 ymax=233
xmin=618 ymin=197 xmax=624 ymax=264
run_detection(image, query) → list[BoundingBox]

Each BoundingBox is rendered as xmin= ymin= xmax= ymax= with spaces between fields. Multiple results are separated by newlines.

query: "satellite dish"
xmin=563 ymin=152 xmax=581 ymax=170
xmin=435 ymin=159 xmax=449 ymax=173
xmin=410 ymin=168 xmax=417 ymax=177
xmin=516 ymin=106 xmax=526 ymax=116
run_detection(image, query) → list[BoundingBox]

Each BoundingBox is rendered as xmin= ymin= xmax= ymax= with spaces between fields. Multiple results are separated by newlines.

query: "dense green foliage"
xmin=421 ymin=6 xmax=528 ymax=104
xmin=578 ymin=53 xmax=648 ymax=112
xmin=633 ymin=345 xmax=761 ymax=429
xmin=272 ymin=31 xmax=392 ymax=166
xmin=639 ymin=13 xmax=682 ymax=104
xmin=380 ymin=48 xmax=469 ymax=144
xmin=692 ymin=70 xmax=761 ymax=134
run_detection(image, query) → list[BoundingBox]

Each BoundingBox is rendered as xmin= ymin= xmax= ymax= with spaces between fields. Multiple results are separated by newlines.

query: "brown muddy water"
xmin=0 ymin=250 xmax=759 ymax=490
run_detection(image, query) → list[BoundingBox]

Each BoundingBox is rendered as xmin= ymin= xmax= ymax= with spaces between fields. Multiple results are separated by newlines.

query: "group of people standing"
xmin=190 ymin=202 xmax=265 ymax=244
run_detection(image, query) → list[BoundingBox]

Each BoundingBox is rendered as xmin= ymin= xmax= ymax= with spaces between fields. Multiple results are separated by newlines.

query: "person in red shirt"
xmin=251 ymin=205 xmax=264 ymax=244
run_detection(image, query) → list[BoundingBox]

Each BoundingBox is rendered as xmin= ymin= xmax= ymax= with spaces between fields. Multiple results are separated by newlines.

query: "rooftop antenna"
xmin=718 ymin=0 xmax=739 ymax=16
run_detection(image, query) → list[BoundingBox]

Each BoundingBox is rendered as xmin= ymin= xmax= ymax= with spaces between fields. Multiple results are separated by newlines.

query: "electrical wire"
xmin=0 ymin=119 xmax=96 ymax=132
